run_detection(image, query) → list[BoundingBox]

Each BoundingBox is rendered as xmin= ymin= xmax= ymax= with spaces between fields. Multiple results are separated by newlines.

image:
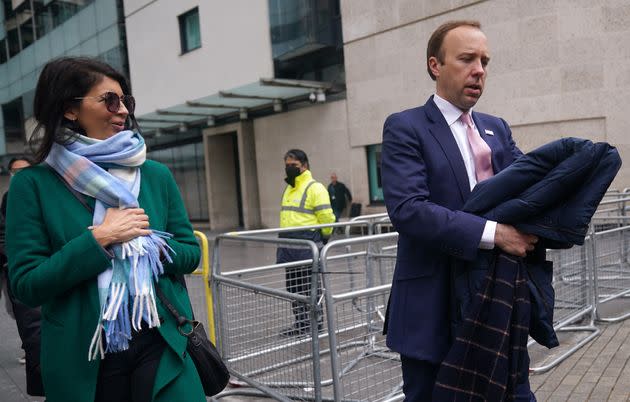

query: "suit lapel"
xmin=471 ymin=112 xmax=499 ymax=174
xmin=425 ymin=97 xmax=470 ymax=202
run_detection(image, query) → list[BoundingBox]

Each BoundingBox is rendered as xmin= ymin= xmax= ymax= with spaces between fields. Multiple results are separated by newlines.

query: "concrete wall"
xmin=203 ymin=121 xmax=262 ymax=230
xmin=253 ymin=100 xmax=368 ymax=228
xmin=341 ymin=0 xmax=630 ymax=188
xmin=204 ymin=131 xmax=240 ymax=230
xmin=123 ymin=0 xmax=274 ymax=115
xmin=237 ymin=121 xmax=262 ymax=229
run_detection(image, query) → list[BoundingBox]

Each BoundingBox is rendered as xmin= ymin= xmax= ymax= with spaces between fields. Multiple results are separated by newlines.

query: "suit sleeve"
xmin=161 ymin=168 xmax=201 ymax=275
xmin=7 ymin=174 xmax=112 ymax=307
xmin=502 ymin=118 xmax=523 ymax=161
xmin=382 ymin=113 xmax=487 ymax=261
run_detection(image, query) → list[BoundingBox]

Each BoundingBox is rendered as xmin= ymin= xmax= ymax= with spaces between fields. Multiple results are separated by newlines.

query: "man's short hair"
xmin=426 ymin=20 xmax=482 ymax=81
xmin=284 ymin=149 xmax=309 ymax=168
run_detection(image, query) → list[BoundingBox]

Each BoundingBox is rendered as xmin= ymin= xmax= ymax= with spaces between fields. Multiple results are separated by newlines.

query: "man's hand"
xmin=494 ymin=223 xmax=538 ymax=257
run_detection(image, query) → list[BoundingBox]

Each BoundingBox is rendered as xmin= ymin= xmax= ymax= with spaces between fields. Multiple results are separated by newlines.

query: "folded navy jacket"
xmin=434 ymin=137 xmax=621 ymax=402
xmin=465 ymin=137 xmax=623 ymax=248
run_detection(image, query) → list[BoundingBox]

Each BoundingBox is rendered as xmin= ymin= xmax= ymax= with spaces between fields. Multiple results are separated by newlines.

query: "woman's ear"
xmin=64 ymin=106 xmax=78 ymax=122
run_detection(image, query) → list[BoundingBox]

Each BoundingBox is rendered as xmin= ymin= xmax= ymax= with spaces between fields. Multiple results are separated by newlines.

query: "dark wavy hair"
xmin=30 ymin=57 xmax=138 ymax=163
xmin=284 ymin=149 xmax=310 ymax=169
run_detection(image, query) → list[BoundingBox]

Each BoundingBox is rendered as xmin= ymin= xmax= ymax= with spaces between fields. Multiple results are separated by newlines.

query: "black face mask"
xmin=285 ymin=165 xmax=302 ymax=186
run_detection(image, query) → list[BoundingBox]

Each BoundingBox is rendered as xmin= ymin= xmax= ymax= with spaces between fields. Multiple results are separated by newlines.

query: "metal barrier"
xmin=593 ymin=195 xmax=630 ymax=219
xmin=212 ymin=233 xmax=323 ymax=401
xmin=529 ymin=233 xmax=600 ymax=373
xmin=321 ymin=233 xmax=402 ymax=402
xmin=208 ymin=217 xmax=630 ymax=394
xmin=211 ymin=223 xmax=402 ymax=401
xmin=349 ymin=213 xmax=390 ymax=235
xmin=592 ymin=225 xmax=630 ymax=322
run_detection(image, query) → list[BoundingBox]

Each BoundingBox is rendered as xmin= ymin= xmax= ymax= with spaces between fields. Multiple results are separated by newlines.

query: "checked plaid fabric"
xmin=433 ymin=253 xmax=531 ymax=402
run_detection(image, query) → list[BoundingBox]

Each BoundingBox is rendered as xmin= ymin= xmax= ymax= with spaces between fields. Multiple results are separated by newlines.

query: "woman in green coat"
xmin=6 ymin=57 xmax=205 ymax=402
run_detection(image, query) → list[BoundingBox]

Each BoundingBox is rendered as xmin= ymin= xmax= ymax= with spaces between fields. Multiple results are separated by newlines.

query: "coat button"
xmin=182 ymin=350 xmax=187 ymax=358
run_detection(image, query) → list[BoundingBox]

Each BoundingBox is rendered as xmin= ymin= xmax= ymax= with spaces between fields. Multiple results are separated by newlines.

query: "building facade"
xmin=0 ymin=0 xmax=128 ymax=193
xmin=3 ymin=1 xmax=629 ymax=230
xmin=124 ymin=0 xmax=350 ymax=229
xmin=125 ymin=0 xmax=630 ymax=231
xmin=0 ymin=0 xmax=128 ymax=154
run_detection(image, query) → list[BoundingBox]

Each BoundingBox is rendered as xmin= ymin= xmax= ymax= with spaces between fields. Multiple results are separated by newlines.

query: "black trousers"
xmin=400 ymin=356 xmax=439 ymax=402
xmin=277 ymin=231 xmax=323 ymax=330
xmin=95 ymin=327 xmax=166 ymax=402
xmin=4 ymin=267 xmax=44 ymax=396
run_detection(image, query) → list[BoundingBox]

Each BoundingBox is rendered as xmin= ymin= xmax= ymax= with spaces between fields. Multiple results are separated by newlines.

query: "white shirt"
xmin=433 ymin=93 xmax=496 ymax=250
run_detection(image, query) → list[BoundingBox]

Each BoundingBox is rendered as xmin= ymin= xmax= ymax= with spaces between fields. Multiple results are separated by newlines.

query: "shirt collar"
xmin=433 ymin=93 xmax=473 ymax=127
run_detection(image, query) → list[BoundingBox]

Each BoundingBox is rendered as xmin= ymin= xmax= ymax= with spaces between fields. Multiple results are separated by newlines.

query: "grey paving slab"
xmin=529 ymin=316 xmax=630 ymax=402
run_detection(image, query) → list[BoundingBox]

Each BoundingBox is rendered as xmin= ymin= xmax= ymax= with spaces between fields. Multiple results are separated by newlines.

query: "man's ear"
xmin=428 ymin=56 xmax=440 ymax=79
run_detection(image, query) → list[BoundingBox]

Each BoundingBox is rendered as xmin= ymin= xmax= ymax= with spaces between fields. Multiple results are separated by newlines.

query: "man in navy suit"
xmin=382 ymin=20 xmax=539 ymax=401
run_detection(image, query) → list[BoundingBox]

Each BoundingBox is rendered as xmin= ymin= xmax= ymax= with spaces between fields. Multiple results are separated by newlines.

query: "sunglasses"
xmin=75 ymin=92 xmax=136 ymax=114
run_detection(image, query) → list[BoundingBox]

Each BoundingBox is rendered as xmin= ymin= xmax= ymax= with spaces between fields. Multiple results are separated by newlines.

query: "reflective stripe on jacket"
xmin=280 ymin=170 xmax=335 ymax=236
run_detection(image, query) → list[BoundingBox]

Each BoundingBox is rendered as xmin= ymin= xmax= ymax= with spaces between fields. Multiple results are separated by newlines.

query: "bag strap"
xmin=154 ymin=284 xmax=186 ymax=325
xmin=154 ymin=284 xmax=200 ymax=338
xmin=44 ymin=163 xmax=94 ymax=214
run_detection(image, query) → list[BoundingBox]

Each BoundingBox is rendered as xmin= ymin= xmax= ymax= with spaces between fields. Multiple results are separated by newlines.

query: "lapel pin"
xmin=484 ymin=129 xmax=494 ymax=136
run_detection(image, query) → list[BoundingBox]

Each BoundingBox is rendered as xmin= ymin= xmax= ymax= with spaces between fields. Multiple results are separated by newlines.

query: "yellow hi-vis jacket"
xmin=280 ymin=170 xmax=335 ymax=237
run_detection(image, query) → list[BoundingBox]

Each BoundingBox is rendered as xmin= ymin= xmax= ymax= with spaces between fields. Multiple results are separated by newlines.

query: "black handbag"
xmin=155 ymin=285 xmax=230 ymax=396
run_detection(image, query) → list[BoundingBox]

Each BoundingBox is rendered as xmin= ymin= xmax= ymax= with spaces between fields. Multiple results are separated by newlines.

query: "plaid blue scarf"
xmin=45 ymin=129 xmax=174 ymax=361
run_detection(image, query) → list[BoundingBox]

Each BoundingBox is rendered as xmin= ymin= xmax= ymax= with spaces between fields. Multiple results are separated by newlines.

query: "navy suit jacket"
xmin=382 ymin=96 xmax=522 ymax=363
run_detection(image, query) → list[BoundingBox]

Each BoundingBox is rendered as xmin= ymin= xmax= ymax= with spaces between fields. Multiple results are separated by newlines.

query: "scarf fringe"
xmin=88 ymin=322 xmax=105 ymax=361
xmin=92 ymin=231 xmax=175 ymax=359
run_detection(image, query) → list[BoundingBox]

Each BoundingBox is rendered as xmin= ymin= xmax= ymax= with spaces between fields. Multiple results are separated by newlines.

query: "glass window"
xmin=367 ymin=144 xmax=383 ymax=203
xmin=178 ymin=7 xmax=201 ymax=54
xmin=2 ymin=97 xmax=26 ymax=153
xmin=268 ymin=0 xmax=344 ymax=83
xmin=0 ymin=39 xmax=7 ymax=64
xmin=35 ymin=6 xmax=54 ymax=38
xmin=51 ymin=1 xmax=81 ymax=28
xmin=7 ymin=26 xmax=19 ymax=57
xmin=19 ymin=17 xmax=34 ymax=49
xmin=147 ymin=136 xmax=209 ymax=222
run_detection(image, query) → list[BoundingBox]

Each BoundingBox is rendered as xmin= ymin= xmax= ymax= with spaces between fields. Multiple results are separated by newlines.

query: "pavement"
xmin=529 ymin=316 xmax=630 ymax=401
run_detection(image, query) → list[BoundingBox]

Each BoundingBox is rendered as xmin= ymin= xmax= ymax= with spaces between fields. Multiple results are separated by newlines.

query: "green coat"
xmin=6 ymin=160 xmax=204 ymax=402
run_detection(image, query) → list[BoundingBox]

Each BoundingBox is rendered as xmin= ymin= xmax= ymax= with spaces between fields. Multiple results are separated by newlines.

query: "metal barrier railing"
xmin=184 ymin=231 xmax=216 ymax=344
xmin=212 ymin=233 xmax=321 ymax=402
xmin=349 ymin=213 xmax=390 ymax=235
xmin=592 ymin=225 xmax=630 ymax=322
xmin=210 ymin=222 xmax=401 ymax=401
xmin=321 ymin=233 xmax=402 ymax=402
xmin=593 ymin=194 xmax=630 ymax=218
xmin=206 ymin=216 xmax=630 ymax=396
xmin=528 ymin=231 xmax=600 ymax=373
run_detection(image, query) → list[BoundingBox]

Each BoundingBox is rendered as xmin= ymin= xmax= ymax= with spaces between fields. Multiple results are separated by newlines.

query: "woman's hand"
xmin=91 ymin=208 xmax=152 ymax=247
